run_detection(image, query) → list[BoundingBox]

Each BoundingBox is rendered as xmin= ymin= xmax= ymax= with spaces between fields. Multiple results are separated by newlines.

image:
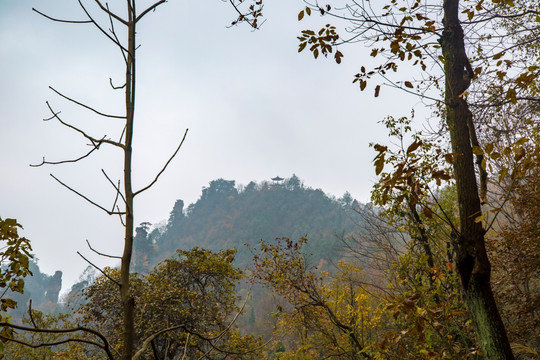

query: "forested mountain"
xmin=132 ymin=175 xmax=364 ymax=273
xmin=6 ymin=260 xmax=62 ymax=319
xmin=10 ymin=175 xmax=362 ymax=320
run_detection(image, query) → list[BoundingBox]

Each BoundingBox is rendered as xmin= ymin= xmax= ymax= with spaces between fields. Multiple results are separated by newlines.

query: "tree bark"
xmin=441 ymin=0 xmax=514 ymax=358
xmin=120 ymin=2 xmax=136 ymax=359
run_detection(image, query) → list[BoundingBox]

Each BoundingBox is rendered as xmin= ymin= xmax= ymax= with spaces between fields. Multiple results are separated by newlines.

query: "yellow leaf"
xmin=472 ymin=145 xmax=484 ymax=155
xmin=493 ymin=51 xmax=506 ymax=60
xmin=514 ymin=137 xmax=529 ymax=146
xmin=406 ymin=140 xmax=422 ymax=154
xmin=375 ymin=156 xmax=385 ymax=175
xmin=298 ymin=10 xmax=304 ymax=21
xmin=404 ymin=81 xmax=414 ymax=88
xmin=422 ymin=206 xmax=433 ymax=219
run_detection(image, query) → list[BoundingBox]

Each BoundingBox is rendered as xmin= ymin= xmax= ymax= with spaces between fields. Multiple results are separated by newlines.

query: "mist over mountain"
xmin=14 ymin=175 xmax=367 ymax=317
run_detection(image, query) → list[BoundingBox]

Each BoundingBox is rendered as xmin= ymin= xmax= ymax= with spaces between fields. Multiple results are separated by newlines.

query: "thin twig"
xmin=134 ymin=129 xmax=188 ymax=196
xmin=77 ymin=0 xmax=130 ymax=54
xmin=0 ymin=322 xmax=115 ymax=360
xmin=77 ymin=251 xmax=121 ymax=287
xmin=119 ymin=124 xmax=127 ymax=144
xmin=101 ymin=169 xmax=127 ymax=205
xmin=180 ymin=333 xmax=190 ymax=360
xmin=86 ymin=239 xmax=122 ymax=259
xmin=50 ymin=173 xmax=125 ymax=215
xmin=136 ymin=0 xmax=168 ymax=23
xmin=105 ymin=3 xmax=128 ymax=64
xmin=49 ymin=86 xmax=126 ymax=119
xmin=109 ymin=77 xmax=126 ymax=90
xmin=45 ymin=101 xmax=124 ymax=149
xmin=132 ymin=324 xmax=186 ymax=360
xmin=93 ymin=0 xmax=128 ymax=25
xmin=32 ymin=8 xmax=92 ymax=23
xmin=228 ymin=0 xmax=264 ymax=29
xmin=28 ymin=300 xmax=38 ymax=329
xmin=0 ymin=335 xmax=113 ymax=357
xmin=29 ymin=142 xmax=100 ymax=167
xmin=116 ymin=205 xmax=126 ymax=227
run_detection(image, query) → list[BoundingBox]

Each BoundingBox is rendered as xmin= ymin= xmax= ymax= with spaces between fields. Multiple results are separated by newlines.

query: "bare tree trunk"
xmin=120 ymin=2 xmax=136 ymax=358
xmin=441 ymin=0 xmax=514 ymax=358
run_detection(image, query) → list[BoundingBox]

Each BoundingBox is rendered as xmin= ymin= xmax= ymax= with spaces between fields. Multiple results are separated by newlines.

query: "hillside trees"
xmin=295 ymin=0 xmax=539 ymax=357
xmin=78 ymin=248 xmax=263 ymax=359
xmin=152 ymin=176 xmax=359 ymax=267
xmin=1 ymin=1 xmax=263 ymax=359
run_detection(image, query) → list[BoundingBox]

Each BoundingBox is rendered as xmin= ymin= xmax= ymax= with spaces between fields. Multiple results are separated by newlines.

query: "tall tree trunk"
xmin=121 ymin=2 xmax=136 ymax=359
xmin=441 ymin=0 xmax=514 ymax=358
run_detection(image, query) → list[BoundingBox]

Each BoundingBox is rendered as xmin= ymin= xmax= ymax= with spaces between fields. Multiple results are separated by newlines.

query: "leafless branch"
xmin=105 ymin=3 xmax=128 ymax=64
xmin=77 ymin=0 xmax=129 ymax=54
xmin=180 ymin=333 xmax=190 ymax=360
xmin=28 ymin=300 xmax=38 ymax=329
xmin=49 ymin=86 xmax=125 ymax=119
xmin=117 ymin=205 xmax=126 ymax=227
xmin=119 ymin=124 xmax=127 ymax=143
xmin=50 ymin=173 xmax=125 ymax=215
xmin=0 ymin=335 xmax=114 ymax=358
xmin=94 ymin=0 xmax=128 ymax=25
xmin=0 ymin=322 xmax=115 ymax=360
xmin=132 ymin=324 xmax=186 ymax=360
xmin=86 ymin=239 xmax=122 ymax=259
xmin=77 ymin=251 xmax=121 ymax=287
xmin=32 ymin=8 xmax=92 ymax=24
xmin=30 ymin=142 xmax=100 ymax=167
xmin=134 ymin=128 xmax=188 ymax=196
xmin=101 ymin=169 xmax=127 ymax=205
xmin=44 ymin=101 xmax=124 ymax=149
xmin=109 ymin=77 xmax=126 ymax=90
xmin=136 ymin=0 xmax=168 ymax=23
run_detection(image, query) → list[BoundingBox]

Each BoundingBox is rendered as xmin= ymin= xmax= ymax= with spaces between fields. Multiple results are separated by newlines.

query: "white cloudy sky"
xmin=1 ymin=0 xmax=425 ymax=293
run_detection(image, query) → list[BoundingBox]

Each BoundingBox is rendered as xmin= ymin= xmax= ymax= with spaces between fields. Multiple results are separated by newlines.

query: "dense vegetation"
xmin=132 ymin=175 xmax=360 ymax=272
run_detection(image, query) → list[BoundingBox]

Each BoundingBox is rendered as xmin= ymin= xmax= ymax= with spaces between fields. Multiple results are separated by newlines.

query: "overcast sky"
xmin=1 ymin=0 xmax=424 ymax=294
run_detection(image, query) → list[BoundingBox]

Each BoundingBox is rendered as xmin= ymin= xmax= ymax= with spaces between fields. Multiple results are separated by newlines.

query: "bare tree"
xmin=1 ymin=1 xmax=263 ymax=359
